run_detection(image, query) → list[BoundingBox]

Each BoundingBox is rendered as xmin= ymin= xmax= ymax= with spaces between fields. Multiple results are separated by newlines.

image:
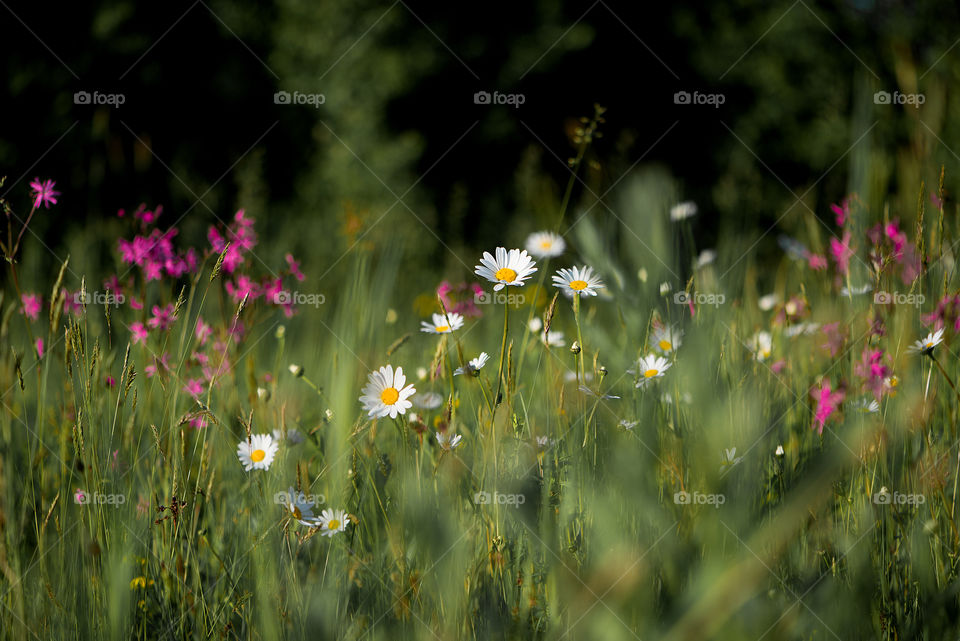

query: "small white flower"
xmin=420 ymin=312 xmax=465 ymax=334
xmin=840 ymin=284 xmax=873 ymax=296
xmin=695 ymin=249 xmax=717 ymax=269
xmin=528 ymin=317 xmax=543 ymax=333
xmin=236 ymin=434 xmax=279 ymax=471
xmin=659 ymin=282 xmax=672 ymax=295
xmin=909 ymin=328 xmax=945 ymax=355
xmin=535 ymin=435 xmax=556 ymax=450
xmin=359 ymin=365 xmax=416 ymax=419
xmin=775 ymin=445 xmax=784 ymax=456
xmin=416 ymin=367 xmax=428 ymax=380
xmin=543 ymin=331 xmax=565 ymax=347
xmin=635 ymin=354 xmax=671 ymax=386
xmin=784 ymin=322 xmax=820 ymax=338
xmin=852 ymin=397 xmax=880 ymax=414
xmin=436 ymin=431 xmax=462 ymax=450
xmin=758 ymin=293 xmax=779 ymax=311
xmin=552 ymin=265 xmax=604 ymax=298
xmin=316 ymin=508 xmax=349 ymax=537
xmin=618 ymin=419 xmax=639 ymax=430
xmin=720 ymin=447 xmax=742 ymax=473
xmin=474 ymin=247 xmax=537 ymax=291
xmin=525 ymin=231 xmax=566 ymax=258
xmin=749 ymin=331 xmax=773 ymax=362
xmin=670 ymin=201 xmax=698 ymax=221
xmin=454 ymin=352 xmax=490 ymax=376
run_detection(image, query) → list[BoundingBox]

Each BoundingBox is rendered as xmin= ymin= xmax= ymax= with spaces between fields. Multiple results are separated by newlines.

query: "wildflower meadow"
xmin=6 ymin=1 xmax=960 ymax=640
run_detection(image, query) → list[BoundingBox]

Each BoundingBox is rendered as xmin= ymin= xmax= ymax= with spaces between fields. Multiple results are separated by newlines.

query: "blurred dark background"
xmin=3 ymin=0 xmax=960 ymax=279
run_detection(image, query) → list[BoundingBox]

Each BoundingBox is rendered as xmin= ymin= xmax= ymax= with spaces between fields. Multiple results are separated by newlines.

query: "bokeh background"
xmin=4 ymin=0 xmax=960 ymax=284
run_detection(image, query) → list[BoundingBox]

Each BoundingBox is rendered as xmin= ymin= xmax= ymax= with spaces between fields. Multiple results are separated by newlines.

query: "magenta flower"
xmin=285 ymin=254 xmax=305 ymax=281
xmin=829 ymin=230 xmax=854 ymax=276
xmin=922 ymin=294 xmax=960 ymax=332
xmin=182 ymin=379 xmax=204 ymax=397
xmin=811 ymin=378 xmax=845 ymax=435
xmin=807 ymin=254 xmax=828 ymax=271
xmin=20 ymin=293 xmax=41 ymax=321
xmin=145 ymin=353 xmax=171 ymax=378
xmin=35 ymin=338 xmax=44 ymax=359
xmin=854 ymin=347 xmax=892 ymax=402
xmin=195 ymin=318 xmax=213 ymax=345
xmin=147 ymin=304 xmax=176 ymax=331
xmin=29 ymin=178 xmax=59 ymax=209
xmin=130 ymin=322 xmax=149 ymax=345
xmin=830 ymin=197 xmax=851 ymax=226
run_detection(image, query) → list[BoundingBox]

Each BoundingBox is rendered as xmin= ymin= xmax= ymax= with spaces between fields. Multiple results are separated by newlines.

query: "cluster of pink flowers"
xmin=437 ymin=281 xmax=485 ymax=318
xmin=854 ymin=347 xmax=894 ymax=402
xmin=118 ymin=206 xmax=199 ymax=281
xmin=867 ymin=219 xmax=921 ymax=285
xmin=923 ymin=294 xmax=960 ymax=332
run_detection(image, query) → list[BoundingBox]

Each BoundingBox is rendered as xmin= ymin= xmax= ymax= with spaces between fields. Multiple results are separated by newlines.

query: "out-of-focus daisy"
xmin=284 ymin=487 xmax=318 ymax=526
xmin=316 ymin=508 xmax=349 ymax=537
xmin=528 ymin=317 xmax=543 ymax=333
xmin=535 ymin=435 xmax=557 ymax=450
xmin=454 ymin=352 xmax=489 ymax=376
xmin=784 ymin=322 xmax=820 ymax=338
xmin=720 ymin=447 xmax=742 ymax=473
xmin=474 ymin=247 xmax=537 ymax=291
xmin=635 ymin=355 xmax=671 ymax=386
xmin=758 ymin=293 xmax=779 ymax=311
xmin=420 ymin=312 xmax=464 ymax=334
xmin=552 ymin=266 xmax=604 ymax=298
xmin=412 ymin=391 xmax=444 ymax=409
xmin=852 ymin=397 xmax=880 ymax=414
xmin=659 ymin=282 xmax=672 ymax=295
xmin=695 ymin=249 xmax=717 ymax=269
xmin=670 ymin=201 xmax=697 ymax=221
xmin=775 ymin=445 xmax=784 ymax=456
xmin=840 ymin=284 xmax=872 ymax=296
xmin=618 ymin=419 xmax=639 ymax=430
xmin=650 ymin=324 xmax=683 ymax=355
xmin=578 ymin=385 xmax=620 ymax=400
xmin=544 ymin=331 xmax=565 ymax=347
xmin=359 ymin=365 xmax=416 ymax=419
xmin=661 ymin=392 xmax=693 ymax=405
xmin=749 ymin=331 xmax=773 ymax=361
xmin=525 ymin=231 xmax=565 ymax=258
xmin=436 ymin=431 xmax=462 ymax=450
xmin=272 ymin=428 xmax=305 ymax=444
xmin=236 ymin=434 xmax=279 ymax=471
xmin=909 ymin=328 xmax=945 ymax=355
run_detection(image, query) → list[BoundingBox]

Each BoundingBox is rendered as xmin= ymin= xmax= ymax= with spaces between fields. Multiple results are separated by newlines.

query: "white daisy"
xmin=316 ymin=508 xmax=349 ymax=538
xmin=749 ymin=331 xmax=773 ymax=361
xmin=528 ymin=317 xmax=543 ymax=333
xmin=670 ymin=201 xmax=697 ymax=221
xmin=236 ymin=434 xmax=279 ymax=471
xmin=454 ymin=352 xmax=490 ymax=376
xmin=635 ymin=354 xmax=671 ymax=386
xmin=436 ymin=431 xmax=462 ymax=450
xmin=695 ymin=249 xmax=717 ymax=269
xmin=284 ymin=487 xmax=318 ymax=526
xmin=420 ymin=312 xmax=465 ymax=334
xmin=720 ymin=447 xmax=742 ymax=473
xmin=412 ymin=391 xmax=444 ymax=409
xmin=535 ymin=435 xmax=557 ymax=449
xmin=650 ymin=324 xmax=683 ymax=354
xmin=359 ymin=365 xmax=416 ymax=419
xmin=525 ymin=231 xmax=566 ymax=258
xmin=659 ymin=282 xmax=672 ymax=295
xmin=784 ymin=322 xmax=820 ymax=338
xmin=758 ymin=293 xmax=779 ymax=311
xmin=552 ymin=266 xmax=604 ymax=298
xmin=853 ymin=397 xmax=880 ymax=413
xmin=618 ymin=419 xmax=639 ymax=430
xmin=910 ymin=328 xmax=945 ymax=355
xmin=840 ymin=284 xmax=873 ymax=296
xmin=474 ymin=247 xmax=537 ymax=291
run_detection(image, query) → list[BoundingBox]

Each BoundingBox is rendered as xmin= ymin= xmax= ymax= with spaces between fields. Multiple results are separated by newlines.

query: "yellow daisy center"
xmin=327 ymin=519 xmax=340 ymax=530
xmin=251 ymin=449 xmax=266 ymax=462
xmin=292 ymin=505 xmax=302 ymax=519
xmin=381 ymin=387 xmax=400 ymax=405
xmin=495 ymin=267 xmax=517 ymax=282
xmin=540 ymin=240 xmax=552 ymax=249
xmin=658 ymin=339 xmax=672 ymax=351
xmin=435 ymin=325 xmax=450 ymax=333
xmin=644 ymin=369 xmax=659 ymax=378
xmin=925 ymin=341 xmax=933 ymax=348
xmin=569 ymin=280 xmax=588 ymax=291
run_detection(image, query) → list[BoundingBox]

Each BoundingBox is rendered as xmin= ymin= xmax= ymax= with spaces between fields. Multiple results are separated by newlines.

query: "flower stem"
xmin=494 ymin=301 xmax=509 ymax=406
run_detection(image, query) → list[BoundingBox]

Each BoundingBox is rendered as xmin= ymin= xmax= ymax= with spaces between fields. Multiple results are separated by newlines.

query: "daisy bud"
xmin=325 ymin=409 xmax=334 ymax=421
xmin=257 ymin=387 xmax=270 ymax=401
xmin=570 ymin=341 xmax=581 ymax=354
xmin=275 ymin=325 xmax=286 ymax=339
xmin=288 ymin=364 xmax=304 ymax=378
